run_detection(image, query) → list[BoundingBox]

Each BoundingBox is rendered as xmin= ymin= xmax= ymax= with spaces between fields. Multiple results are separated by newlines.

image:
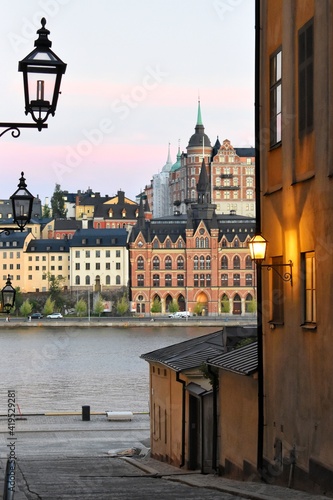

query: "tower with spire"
xmin=171 ymin=100 xmax=213 ymax=215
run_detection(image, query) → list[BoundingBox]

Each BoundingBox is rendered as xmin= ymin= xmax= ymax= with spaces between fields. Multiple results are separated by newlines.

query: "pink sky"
xmin=0 ymin=0 xmax=255 ymax=203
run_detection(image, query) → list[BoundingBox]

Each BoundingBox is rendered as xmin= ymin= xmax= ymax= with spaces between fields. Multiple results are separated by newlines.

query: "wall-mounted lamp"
xmin=248 ymin=234 xmax=293 ymax=285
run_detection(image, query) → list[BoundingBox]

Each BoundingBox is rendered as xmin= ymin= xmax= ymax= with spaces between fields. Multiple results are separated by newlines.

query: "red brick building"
xmin=129 ymin=161 xmax=256 ymax=316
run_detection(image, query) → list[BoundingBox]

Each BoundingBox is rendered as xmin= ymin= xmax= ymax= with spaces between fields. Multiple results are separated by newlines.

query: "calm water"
xmin=0 ymin=326 xmax=217 ymax=414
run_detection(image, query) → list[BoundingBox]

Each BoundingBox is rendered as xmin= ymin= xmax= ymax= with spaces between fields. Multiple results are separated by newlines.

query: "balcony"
xmin=220 ymin=173 xmax=233 ymax=179
xmin=214 ymin=186 xmax=240 ymax=191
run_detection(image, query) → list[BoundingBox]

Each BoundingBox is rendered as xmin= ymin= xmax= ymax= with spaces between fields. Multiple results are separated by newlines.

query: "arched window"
xmin=194 ymin=256 xmax=199 ymax=270
xmin=153 ymin=239 xmax=159 ymax=248
xmin=106 ymin=275 xmax=110 ymax=285
xmin=153 ymin=256 xmax=160 ymax=270
xmin=177 ymin=274 xmax=184 ymax=286
xmin=75 ymin=275 xmax=80 ymax=285
xmin=206 ymin=256 xmax=211 ymax=270
xmin=200 ymin=255 xmax=205 ymax=270
xmin=137 ymin=256 xmax=144 ymax=270
xmin=178 ymin=239 xmax=184 ymax=248
xmin=221 ymin=274 xmax=228 ymax=286
xmin=205 ymin=237 xmax=209 ymax=248
xmin=165 ymin=256 xmax=172 ymax=270
xmin=116 ymin=275 xmax=121 ymax=285
xmin=245 ymin=293 xmax=255 ymax=313
xmin=233 ymin=274 xmax=240 ymax=286
xmin=233 ymin=256 xmax=241 ymax=269
xmin=221 ymin=238 xmax=227 ymax=248
xmin=221 ymin=293 xmax=230 ymax=313
xmin=221 ymin=255 xmax=228 ymax=269
xmin=245 ymin=255 xmax=252 ymax=269
xmin=153 ymin=274 xmax=160 ymax=287
xmin=137 ymin=274 xmax=144 ymax=287
xmin=195 ymin=237 xmax=200 ymax=248
xmin=165 ymin=239 xmax=171 ymax=248
xmin=85 ymin=275 xmax=90 ymax=285
xmin=177 ymin=256 xmax=184 ymax=269
xmin=246 ymin=274 xmax=253 ymax=286
xmin=234 ymin=238 xmax=240 ymax=248
xmin=165 ymin=274 xmax=172 ymax=287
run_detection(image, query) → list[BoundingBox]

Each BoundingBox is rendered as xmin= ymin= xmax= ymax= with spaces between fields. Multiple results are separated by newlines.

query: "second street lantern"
xmin=18 ymin=18 xmax=67 ymax=131
xmin=10 ymin=172 xmax=34 ymax=231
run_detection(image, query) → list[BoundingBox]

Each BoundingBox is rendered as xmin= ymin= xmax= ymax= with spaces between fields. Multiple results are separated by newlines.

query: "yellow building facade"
xmin=259 ymin=0 xmax=333 ymax=492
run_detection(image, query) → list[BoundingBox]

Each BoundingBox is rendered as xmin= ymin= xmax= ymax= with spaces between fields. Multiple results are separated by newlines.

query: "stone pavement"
xmin=0 ymin=414 xmax=330 ymax=499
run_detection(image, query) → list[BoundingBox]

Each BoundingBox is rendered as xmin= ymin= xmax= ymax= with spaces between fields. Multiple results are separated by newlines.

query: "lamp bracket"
xmin=0 ymin=122 xmax=48 ymax=138
xmin=260 ymin=260 xmax=293 ymax=285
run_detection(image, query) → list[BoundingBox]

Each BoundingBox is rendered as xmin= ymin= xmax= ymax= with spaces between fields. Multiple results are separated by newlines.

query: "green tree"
xmin=42 ymin=203 xmax=51 ymax=218
xmin=45 ymin=273 xmax=65 ymax=309
xmin=14 ymin=287 xmax=24 ymax=314
xmin=168 ymin=299 xmax=179 ymax=313
xmin=20 ymin=299 xmax=33 ymax=317
xmin=43 ymin=296 xmax=55 ymax=316
xmin=51 ymin=184 xmax=66 ymax=218
xmin=151 ymin=297 xmax=161 ymax=313
xmin=116 ymin=295 xmax=129 ymax=316
xmin=193 ymin=302 xmax=204 ymax=316
xmin=94 ymin=294 xmax=105 ymax=317
xmin=75 ymin=298 xmax=87 ymax=317
xmin=221 ymin=296 xmax=230 ymax=313
xmin=246 ymin=298 xmax=257 ymax=314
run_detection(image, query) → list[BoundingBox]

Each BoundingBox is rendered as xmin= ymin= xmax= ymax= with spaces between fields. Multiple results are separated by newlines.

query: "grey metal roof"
xmin=141 ymin=330 xmax=225 ymax=372
xmin=70 ymin=228 xmax=128 ymax=247
xmin=208 ymin=341 xmax=258 ymax=376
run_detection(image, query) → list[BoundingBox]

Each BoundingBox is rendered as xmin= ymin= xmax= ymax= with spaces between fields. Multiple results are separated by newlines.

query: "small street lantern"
xmin=10 ymin=172 xmax=34 ymax=231
xmin=18 ymin=18 xmax=67 ymax=131
xmin=1 ymin=275 xmax=16 ymax=314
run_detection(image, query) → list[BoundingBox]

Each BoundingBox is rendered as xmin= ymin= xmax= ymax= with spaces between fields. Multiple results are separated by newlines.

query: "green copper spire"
xmin=197 ymin=99 xmax=203 ymax=126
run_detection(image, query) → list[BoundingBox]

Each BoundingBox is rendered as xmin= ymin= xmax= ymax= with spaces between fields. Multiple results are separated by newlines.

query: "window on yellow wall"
xmin=270 ymin=48 xmax=282 ymax=146
xmin=302 ymin=251 xmax=316 ymax=324
xmin=298 ymin=19 xmax=314 ymax=137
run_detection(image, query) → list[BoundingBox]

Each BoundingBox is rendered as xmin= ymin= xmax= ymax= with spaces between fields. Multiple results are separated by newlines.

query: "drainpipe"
xmin=176 ymin=372 xmax=186 ymax=468
xmin=255 ymin=0 xmax=264 ymax=473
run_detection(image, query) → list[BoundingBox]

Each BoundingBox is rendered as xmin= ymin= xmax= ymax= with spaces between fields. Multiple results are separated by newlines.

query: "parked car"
xmin=168 ymin=311 xmax=192 ymax=319
xmin=30 ymin=313 xmax=43 ymax=319
xmin=46 ymin=313 xmax=63 ymax=319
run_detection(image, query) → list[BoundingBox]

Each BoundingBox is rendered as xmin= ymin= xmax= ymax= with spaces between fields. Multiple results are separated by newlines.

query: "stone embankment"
xmin=0 ymin=317 xmax=257 ymax=328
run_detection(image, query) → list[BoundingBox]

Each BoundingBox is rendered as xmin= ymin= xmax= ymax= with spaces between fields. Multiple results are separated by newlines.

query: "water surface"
xmin=0 ymin=326 xmax=217 ymax=414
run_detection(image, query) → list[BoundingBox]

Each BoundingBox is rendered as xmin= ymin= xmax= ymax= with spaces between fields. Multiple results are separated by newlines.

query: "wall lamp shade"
xmin=2 ymin=275 xmax=16 ymax=313
xmin=10 ymin=172 xmax=34 ymax=231
xmin=18 ymin=18 xmax=67 ymax=131
xmin=248 ymin=234 xmax=268 ymax=262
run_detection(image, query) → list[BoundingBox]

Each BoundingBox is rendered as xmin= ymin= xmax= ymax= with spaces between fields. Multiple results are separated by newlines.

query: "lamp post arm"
xmin=260 ymin=261 xmax=293 ymax=285
xmin=0 ymin=122 xmax=48 ymax=138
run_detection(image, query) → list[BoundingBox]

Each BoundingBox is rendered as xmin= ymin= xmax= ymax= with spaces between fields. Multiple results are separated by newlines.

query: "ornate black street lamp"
xmin=1 ymin=275 xmax=16 ymax=314
xmin=2 ymin=172 xmax=34 ymax=234
xmin=0 ymin=18 xmax=66 ymax=138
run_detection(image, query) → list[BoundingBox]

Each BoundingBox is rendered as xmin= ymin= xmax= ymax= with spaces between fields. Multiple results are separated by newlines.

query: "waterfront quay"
xmin=0 ymin=316 xmax=257 ymax=329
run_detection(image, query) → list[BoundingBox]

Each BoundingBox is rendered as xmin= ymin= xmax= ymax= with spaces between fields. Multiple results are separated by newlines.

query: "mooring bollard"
xmin=82 ymin=405 xmax=90 ymax=421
